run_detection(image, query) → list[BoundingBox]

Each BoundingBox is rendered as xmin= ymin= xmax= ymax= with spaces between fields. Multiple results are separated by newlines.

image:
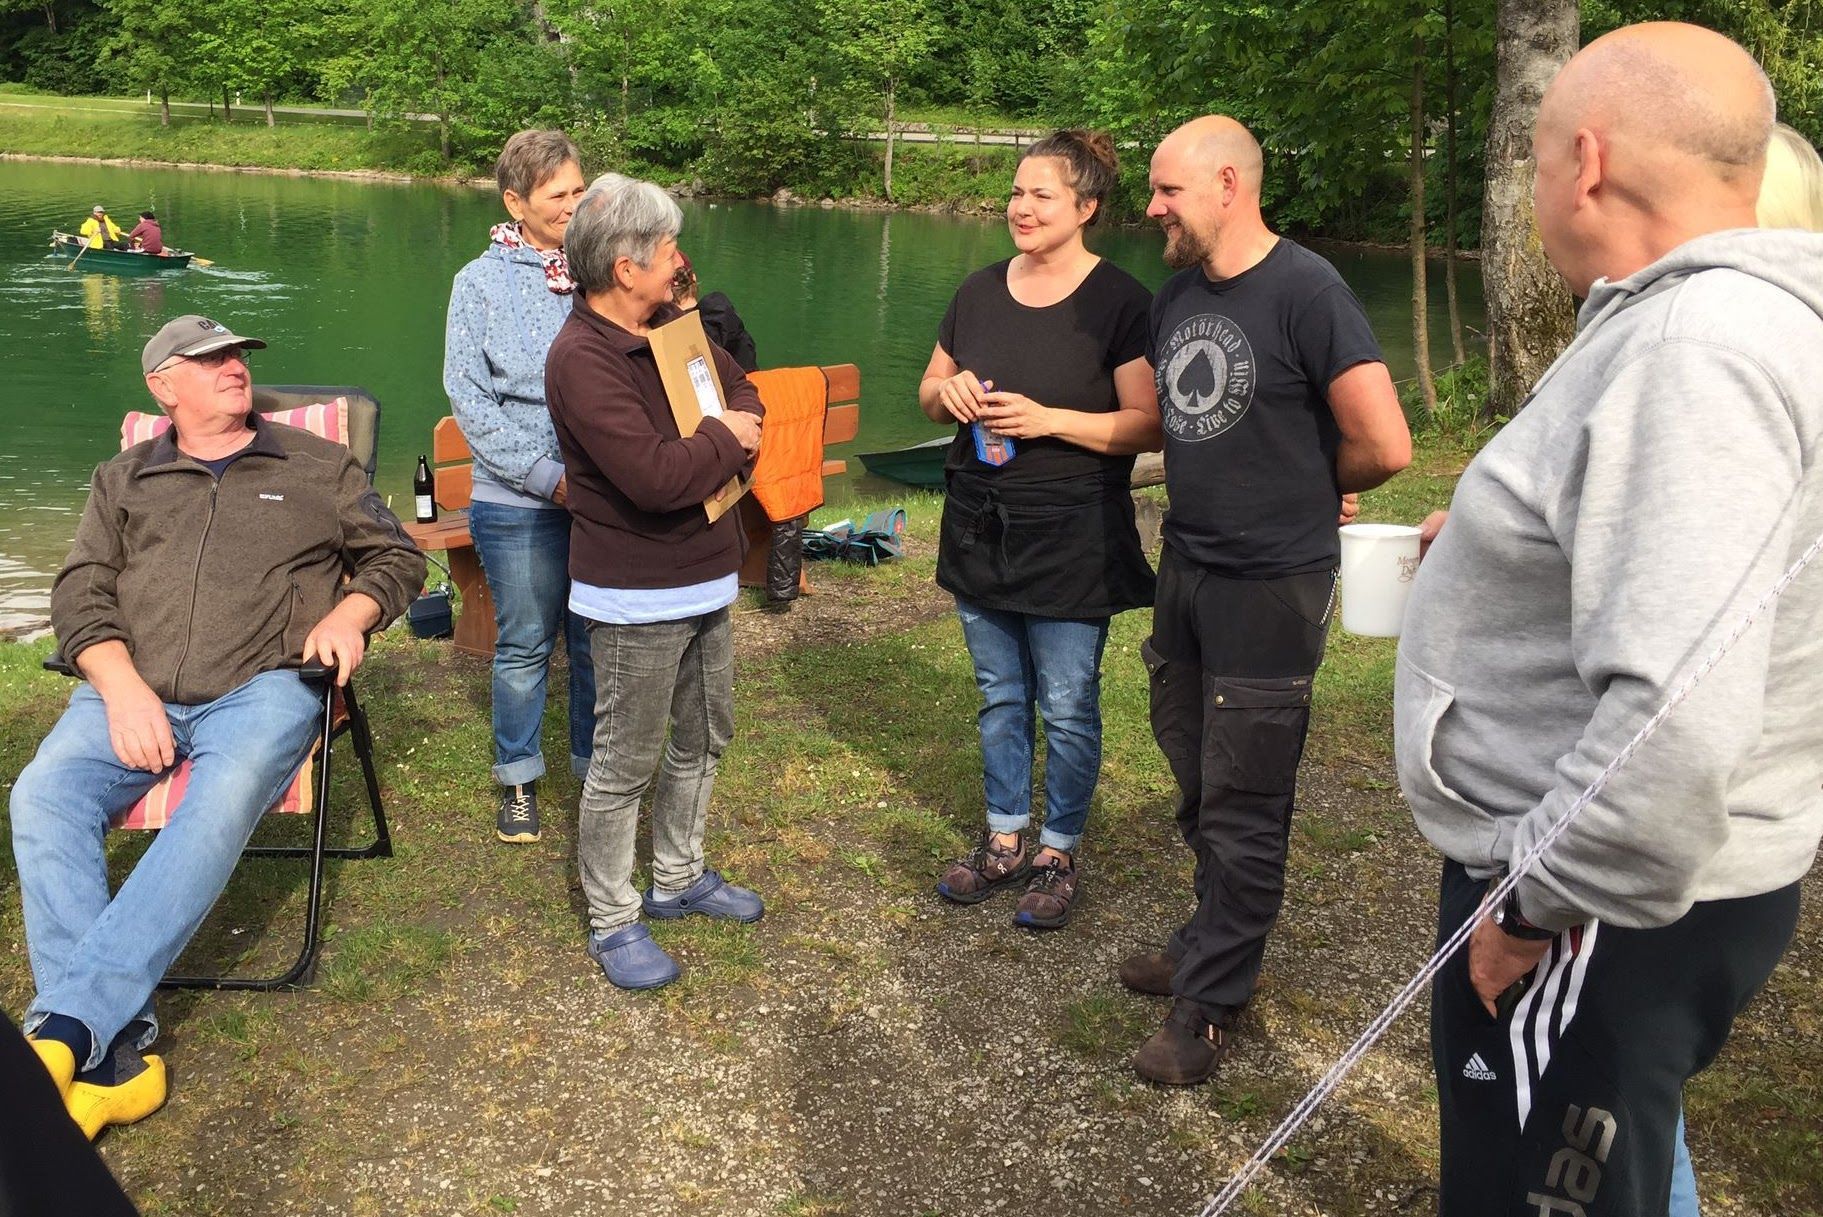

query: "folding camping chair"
xmin=43 ymin=386 xmax=395 ymax=991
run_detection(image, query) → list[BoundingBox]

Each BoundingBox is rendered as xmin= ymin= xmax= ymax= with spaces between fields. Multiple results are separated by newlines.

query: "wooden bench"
xmin=407 ymin=363 xmax=861 ymax=659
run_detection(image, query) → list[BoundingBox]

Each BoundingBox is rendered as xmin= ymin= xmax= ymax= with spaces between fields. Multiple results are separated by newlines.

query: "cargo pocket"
xmin=1203 ymin=673 xmax=1314 ymax=795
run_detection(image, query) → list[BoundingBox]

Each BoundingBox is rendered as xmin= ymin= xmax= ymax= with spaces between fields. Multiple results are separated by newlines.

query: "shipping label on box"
xmin=648 ymin=309 xmax=748 ymax=523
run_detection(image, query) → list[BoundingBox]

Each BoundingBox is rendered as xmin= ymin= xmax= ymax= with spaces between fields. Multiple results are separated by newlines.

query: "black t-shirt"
xmin=937 ymin=258 xmax=1152 ymax=488
xmin=1148 ymin=239 xmax=1383 ymax=576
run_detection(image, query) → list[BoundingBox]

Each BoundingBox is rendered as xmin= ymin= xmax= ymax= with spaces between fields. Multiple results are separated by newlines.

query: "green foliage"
xmin=1400 ymin=354 xmax=1493 ymax=443
xmin=9 ymin=9 xmax=115 ymax=94
xmin=7 ymin=0 xmax=1820 ymax=232
xmin=1078 ymin=0 xmax=1498 ymax=241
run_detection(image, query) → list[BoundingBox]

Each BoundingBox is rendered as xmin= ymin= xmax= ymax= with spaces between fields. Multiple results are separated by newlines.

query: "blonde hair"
xmin=1757 ymin=123 xmax=1823 ymax=231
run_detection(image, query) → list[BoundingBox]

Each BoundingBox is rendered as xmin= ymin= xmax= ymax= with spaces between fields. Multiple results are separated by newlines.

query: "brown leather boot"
xmin=1134 ymin=999 xmax=1227 ymax=1086
xmin=1118 ymin=948 xmax=1177 ymax=996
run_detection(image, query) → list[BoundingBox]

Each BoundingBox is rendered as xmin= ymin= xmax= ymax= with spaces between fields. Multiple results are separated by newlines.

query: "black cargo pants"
xmin=1142 ymin=544 xmax=1336 ymax=1022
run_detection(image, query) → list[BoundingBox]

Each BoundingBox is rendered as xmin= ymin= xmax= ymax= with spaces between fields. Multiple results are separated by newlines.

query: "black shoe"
xmin=495 ymin=782 xmax=540 ymax=843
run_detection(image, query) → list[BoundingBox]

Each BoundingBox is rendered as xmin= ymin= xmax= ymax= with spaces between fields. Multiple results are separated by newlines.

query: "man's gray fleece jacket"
xmin=1397 ymin=228 xmax=1823 ymax=931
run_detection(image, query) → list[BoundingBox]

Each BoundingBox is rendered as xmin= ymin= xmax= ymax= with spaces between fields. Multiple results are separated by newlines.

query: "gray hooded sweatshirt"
xmin=1397 ymin=228 xmax=1823 ymax=931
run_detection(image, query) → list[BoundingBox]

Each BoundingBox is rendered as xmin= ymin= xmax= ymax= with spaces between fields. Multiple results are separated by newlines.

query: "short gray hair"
xmin=495 ymin=129 xmax=580 ymax=200
xmin=565 ymin=177 xmax=683 ymax=295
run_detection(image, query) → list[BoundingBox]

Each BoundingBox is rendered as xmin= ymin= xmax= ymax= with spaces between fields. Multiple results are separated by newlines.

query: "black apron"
xmin=936 ymin=470 xmax=1155 ymax=619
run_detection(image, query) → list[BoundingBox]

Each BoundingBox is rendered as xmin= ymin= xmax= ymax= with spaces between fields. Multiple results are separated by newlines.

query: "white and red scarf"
xmin=490 ymin=221 xmax=573 ymax=295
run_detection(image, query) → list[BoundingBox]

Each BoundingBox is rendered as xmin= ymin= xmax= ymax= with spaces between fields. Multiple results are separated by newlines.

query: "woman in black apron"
xmin=919 ymin=129 xmax=1160 ymax=930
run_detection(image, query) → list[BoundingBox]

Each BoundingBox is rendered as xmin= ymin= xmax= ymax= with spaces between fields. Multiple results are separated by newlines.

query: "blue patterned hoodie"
xmin=442 ymin=233 xmax=575 ymax=508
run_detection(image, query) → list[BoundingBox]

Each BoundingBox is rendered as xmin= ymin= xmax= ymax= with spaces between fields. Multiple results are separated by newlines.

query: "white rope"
xmin=1197 ymin=525 xmax=1823 ymax=1217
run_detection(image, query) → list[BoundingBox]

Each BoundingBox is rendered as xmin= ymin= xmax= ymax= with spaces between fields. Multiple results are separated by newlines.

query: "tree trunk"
xmin=1482 ymin=0 xmax=1578 ymax=418
xmin=222 ymin=90 xmax=232 ymax=123
xmin=1443 ymin=0 xmax=1465 ymax=366
xmin=160 ymin=91 xmax=170 ymax=127
xmin=42 ymin=3 xmax=56 ymax=34
xmin=265 ymin=92 xmax=275 ymax=127
xmin=1410 ymin=30 xmax=1436 ymax=414
xmin=883 ymin=77 xmax=897 ymax=203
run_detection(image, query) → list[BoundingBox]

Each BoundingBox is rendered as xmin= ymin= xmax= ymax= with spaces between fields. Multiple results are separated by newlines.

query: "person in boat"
xmin=78 ymin=205 xmax=128 ymax=251
xmin=128 ymin=211 xmax=163 ymax=255
xmin=922 ymin=129 xmax=1160 ymax=932
xmin=545 ymin=174 xmax=766 ymax=991
xmin=9 ymin=313 xmax=423 ymax=1141
xmin=443 ymin=128 xmax=596 ymax=846
xmin=671 ymin=251 xmax=758 ymax=372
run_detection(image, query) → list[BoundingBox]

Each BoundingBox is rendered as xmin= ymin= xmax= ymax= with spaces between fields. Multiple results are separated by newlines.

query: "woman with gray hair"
xmin=444 ymin=128 xmax=596 ymax=847
xmin=545 ymin=177 xmax=766 ymax=990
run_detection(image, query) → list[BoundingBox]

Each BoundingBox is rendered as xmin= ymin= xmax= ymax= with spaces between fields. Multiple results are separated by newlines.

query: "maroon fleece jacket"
xmin=544 ymin=294 xmax=763 ymax=590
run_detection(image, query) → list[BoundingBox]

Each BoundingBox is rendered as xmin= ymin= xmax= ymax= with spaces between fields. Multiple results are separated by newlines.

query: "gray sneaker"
xmin=495 ymin=782 xmax=540 ymax=843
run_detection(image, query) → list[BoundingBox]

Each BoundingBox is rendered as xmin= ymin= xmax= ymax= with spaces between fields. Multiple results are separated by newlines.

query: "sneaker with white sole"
xmin=495 ymin=782 xmax=540 ymax=843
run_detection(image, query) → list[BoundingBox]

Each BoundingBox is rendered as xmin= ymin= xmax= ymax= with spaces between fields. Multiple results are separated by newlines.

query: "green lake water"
xmin=0 ymin=159 xmax=1483 ymax=631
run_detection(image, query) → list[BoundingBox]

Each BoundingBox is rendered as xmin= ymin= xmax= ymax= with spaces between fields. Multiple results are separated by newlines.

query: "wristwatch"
xmin=1490 ymin=885 xmax=1556 ymax=941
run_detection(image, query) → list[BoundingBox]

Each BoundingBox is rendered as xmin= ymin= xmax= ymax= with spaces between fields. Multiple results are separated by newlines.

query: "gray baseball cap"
xmin=141 ymin=315 xmax=268 ymax=375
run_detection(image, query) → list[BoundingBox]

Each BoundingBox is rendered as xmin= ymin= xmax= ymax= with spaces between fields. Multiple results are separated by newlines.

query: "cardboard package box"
xmin=647 ymin=310 xmax=748 ymax=523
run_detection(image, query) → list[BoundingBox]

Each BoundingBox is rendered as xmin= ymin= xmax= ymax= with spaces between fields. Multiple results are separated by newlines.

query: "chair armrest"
xmin=46 ymin=650 xmax=335 ymax=684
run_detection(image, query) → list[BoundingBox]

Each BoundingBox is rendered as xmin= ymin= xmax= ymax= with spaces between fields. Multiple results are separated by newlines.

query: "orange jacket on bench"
xmin=747 ymin=367 xmax=829 ymax=522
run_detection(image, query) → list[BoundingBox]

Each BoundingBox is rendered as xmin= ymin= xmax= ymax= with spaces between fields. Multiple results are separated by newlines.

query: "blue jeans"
xmin=955 ymin=599 xmax=1109 ymax=855
xmin=10 ymin=671 xmax=321 ymax=1071
xmin=468 ymin=500 xmax=595 ymax=785
xmin=1671 ymin=1108 xmax=1700 ymax=1216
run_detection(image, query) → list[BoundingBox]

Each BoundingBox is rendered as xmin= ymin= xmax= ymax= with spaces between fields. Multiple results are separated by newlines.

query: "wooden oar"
xmin=67 ymin=240 xmax=88 ymax=271
xmin=189 ymin=255 xmax=215 ymax=267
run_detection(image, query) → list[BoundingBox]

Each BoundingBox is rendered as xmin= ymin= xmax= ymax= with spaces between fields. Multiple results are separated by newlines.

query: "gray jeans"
xmin=578 ymin=608 xmax=734 ymax=935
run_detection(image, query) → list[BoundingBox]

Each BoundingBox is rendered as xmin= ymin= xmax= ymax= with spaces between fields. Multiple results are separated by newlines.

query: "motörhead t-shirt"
xmin=1147 ymin=239 xmax=1384 ymax=576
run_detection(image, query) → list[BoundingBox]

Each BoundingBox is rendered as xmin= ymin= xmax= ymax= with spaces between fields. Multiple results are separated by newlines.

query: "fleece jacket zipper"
xmin=168 ymin=473 xmax=219 ymax=703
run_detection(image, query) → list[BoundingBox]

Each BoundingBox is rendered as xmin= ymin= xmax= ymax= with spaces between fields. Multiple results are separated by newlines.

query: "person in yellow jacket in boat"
xmin=78 ymin=206 xmax=129 ymax=250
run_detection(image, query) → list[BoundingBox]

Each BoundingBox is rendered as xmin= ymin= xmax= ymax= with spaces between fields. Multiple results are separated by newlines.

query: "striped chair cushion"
xmin=108 ymin=398 xmax=352 ymax=831
xmin=120 ymin=398 xmax=349 ymax=450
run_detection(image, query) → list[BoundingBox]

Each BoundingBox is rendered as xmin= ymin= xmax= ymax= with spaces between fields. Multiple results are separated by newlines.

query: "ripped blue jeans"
xmin=955 ymin=599 xmax=1109 ymax=855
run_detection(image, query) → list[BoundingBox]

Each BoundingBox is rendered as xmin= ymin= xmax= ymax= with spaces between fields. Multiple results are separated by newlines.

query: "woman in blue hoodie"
xmin=443 ymin=129 xmax=596 ymax=845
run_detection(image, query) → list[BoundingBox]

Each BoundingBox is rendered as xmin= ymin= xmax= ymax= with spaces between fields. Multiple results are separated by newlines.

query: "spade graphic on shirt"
xmin=1176 ymin=348 xmax=1218 ymax=405
xmin=1167 ymin=342 xmax=1228 ymax=417
xmin=1154 ymin=314 xmax=1257 ymax=443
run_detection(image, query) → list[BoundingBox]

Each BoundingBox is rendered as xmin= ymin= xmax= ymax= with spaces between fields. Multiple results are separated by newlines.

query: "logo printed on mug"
xmin=1397 ymin=555 xmax=1420 ymax=584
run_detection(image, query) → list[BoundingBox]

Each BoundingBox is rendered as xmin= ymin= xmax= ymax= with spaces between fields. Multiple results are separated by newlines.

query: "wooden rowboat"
xmin=49 ymin=231 xmax=194 ymax=271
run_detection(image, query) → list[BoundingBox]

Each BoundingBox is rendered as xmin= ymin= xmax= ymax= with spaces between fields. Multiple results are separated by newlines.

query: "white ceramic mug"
xmin=1339 ymin=523 xmax=1423 ymax=637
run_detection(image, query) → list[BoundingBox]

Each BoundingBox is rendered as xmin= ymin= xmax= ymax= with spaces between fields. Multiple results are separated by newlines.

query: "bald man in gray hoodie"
xmin=1396 ymin=23 xmax=1823 ymax=1216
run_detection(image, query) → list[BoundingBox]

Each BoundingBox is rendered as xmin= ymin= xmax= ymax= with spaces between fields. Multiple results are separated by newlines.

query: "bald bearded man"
xmin=1123 ymin=116 xmax=1410 ymax=1085
xmin=1396 ymin=23 xmax=1823 ymax=1215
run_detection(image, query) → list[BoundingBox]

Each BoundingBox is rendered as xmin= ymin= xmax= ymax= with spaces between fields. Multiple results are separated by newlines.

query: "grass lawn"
xmin=0 ymin=439 xmax=1816 ymax=1215
xmin=0 ymin=91 xmax=452 ymax=175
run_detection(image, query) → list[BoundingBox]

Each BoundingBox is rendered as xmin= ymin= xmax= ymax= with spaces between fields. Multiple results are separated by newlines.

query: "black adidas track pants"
xmin=1430 ymin=859 xmax=1799 ymax=1216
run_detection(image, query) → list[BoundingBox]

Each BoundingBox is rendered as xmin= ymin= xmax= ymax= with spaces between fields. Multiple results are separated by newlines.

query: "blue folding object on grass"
xmin=802 ymin=508 xmax=906 ymax=567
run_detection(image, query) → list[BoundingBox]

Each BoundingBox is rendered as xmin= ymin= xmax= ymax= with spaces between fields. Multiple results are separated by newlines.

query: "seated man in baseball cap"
xmin=9 ymin=314 xmax=425 ymax=1139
